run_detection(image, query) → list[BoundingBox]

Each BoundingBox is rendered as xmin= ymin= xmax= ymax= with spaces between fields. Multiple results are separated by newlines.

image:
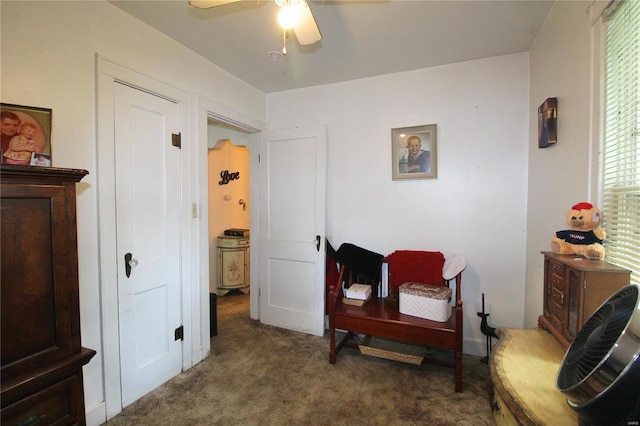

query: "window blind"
xmin=603 ymin=0 xmax=640 ymax=284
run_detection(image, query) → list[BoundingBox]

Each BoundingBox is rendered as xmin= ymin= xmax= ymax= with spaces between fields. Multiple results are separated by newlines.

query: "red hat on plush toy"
xmin=572 ymin=202 xmax=593 ymax=210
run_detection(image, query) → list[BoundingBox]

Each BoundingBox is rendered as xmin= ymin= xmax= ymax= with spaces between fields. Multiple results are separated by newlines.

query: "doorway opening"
xmin=208 ymin=118 xmax=252 ymax=330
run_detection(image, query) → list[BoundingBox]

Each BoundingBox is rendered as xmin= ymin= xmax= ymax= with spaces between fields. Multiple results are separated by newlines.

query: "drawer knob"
xmin=553 ymin=291 xmax=565 ymax=305
xmin=17 ymin=413 xmax=45 ymax=426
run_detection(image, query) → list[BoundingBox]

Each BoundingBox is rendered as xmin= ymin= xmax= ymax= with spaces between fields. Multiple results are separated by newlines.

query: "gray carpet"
xmin=104 ymin=291 xmax=494 ymax=425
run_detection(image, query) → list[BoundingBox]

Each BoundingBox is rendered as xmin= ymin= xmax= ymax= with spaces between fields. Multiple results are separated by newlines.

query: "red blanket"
xmin=387 ymin=250 xmax=445 ymax=291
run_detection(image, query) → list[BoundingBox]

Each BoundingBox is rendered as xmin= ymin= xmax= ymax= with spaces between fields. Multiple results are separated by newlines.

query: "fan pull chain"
xmin=282 ymin=29 xmax=288 ymax=55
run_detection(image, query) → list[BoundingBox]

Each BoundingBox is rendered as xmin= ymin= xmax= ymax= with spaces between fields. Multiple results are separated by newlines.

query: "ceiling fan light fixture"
xmin=188 ymin=0 xmax=321 ymax=50
xmin=277 ymin=4 xmax=301 ymax=30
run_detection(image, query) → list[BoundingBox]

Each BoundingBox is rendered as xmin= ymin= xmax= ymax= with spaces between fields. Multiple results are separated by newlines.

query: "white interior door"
xmin=114 ymin=82 xmax=182 ymax=407
xmin=258 ymin=126 xmax=326 ymax=336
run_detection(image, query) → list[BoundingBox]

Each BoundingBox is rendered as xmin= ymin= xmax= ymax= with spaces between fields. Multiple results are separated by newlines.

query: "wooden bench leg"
xmin=330 ymin=330 xmax=355 ymax=364
xmin=454 ymin=348 xmax=462 ymax=392
xmin=329 ymin=327 xmax=337 ymax=364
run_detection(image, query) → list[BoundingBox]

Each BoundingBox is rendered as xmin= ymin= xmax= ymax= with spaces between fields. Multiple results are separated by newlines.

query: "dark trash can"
xmin=210 ymin=293 xmax=218 ymax=337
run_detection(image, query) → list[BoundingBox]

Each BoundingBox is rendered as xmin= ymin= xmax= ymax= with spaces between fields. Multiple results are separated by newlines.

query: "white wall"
xmin=207 ymin=121 xmax=252 ymax=149
xmin=1 ymin=1 xmax=266 ymax=424
xmin=268 ymin=53 xmax=531 ymax=354
xmin=525 ymin=1 xmax=595 ymax=327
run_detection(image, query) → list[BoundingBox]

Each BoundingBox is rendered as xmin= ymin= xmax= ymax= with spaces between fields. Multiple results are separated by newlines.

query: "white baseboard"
xmin=86 ymin=401 xmax=107 ymax=426
xmin=464 ymin=337 xmax=484 ymax=357
xmin=192 ymin=346 xmax=210 ymax=365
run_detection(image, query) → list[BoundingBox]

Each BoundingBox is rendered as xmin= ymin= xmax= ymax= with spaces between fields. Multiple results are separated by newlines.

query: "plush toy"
xmin=551 ymin=202 xmax=606 ymax=260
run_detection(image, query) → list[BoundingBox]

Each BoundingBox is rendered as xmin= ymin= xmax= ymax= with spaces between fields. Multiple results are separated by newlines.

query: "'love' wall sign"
xmin=219 ymin=170 xmax=240 ymax=185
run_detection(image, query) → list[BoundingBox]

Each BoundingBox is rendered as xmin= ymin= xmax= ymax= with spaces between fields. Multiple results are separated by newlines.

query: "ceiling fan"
xmin=188 ymin=0 xmax=322 ymax=54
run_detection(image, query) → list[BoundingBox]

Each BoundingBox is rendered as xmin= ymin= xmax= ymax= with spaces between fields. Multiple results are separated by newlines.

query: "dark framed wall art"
xmin=1 ymin=103 xmax=52 ymax=165
xmin=392 ymin=123 xmax=437 ymax=180
xmin=538 ymin=97 xmax=557 ymax=148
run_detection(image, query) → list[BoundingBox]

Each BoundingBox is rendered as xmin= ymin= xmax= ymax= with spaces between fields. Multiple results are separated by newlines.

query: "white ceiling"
xmin=110 ymin=0 xmax=554 ymax=93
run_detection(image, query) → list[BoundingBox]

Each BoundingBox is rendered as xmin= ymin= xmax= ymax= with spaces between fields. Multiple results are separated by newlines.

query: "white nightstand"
xmin=217 ymin=236 xmax=250 ymax=296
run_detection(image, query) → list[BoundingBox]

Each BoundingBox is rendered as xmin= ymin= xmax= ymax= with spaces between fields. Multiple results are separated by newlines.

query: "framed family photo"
xmin=1 ymin=103 xmax=52 ymax=166
xmin=391 ymin=123 xmax=437 ymax=180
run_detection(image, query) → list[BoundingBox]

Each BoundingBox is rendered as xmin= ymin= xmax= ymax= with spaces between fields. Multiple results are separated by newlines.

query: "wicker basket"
xmin=358 ymin=336 xmax=425 ymax=365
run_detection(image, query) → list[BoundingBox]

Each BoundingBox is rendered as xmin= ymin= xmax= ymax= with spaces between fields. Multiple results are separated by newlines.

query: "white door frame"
xmin=96 ymin=55 xmax=193 ymax=419
xmin=195 ymin=96 xmax=266 ymax=323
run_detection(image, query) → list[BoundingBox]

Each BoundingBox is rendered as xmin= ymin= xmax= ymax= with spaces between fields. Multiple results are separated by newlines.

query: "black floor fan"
xmin=556 ymin=285 xmax=640 ymax=426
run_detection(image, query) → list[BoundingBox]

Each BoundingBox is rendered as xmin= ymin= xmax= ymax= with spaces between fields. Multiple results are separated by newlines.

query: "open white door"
xmin=258 ymin=126 xmax=326 ymax=336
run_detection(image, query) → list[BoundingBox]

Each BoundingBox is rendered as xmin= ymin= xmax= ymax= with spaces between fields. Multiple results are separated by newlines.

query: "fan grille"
xmin=557 ymin=285 xmax=638 ymax=390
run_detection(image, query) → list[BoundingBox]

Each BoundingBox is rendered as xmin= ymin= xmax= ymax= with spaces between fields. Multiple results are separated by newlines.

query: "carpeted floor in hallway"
xmin=104 ymin=291 xmax=494 ymax=425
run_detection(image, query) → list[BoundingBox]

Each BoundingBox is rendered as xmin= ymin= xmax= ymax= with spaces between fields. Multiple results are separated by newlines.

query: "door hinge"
xmin=172 ymin=132 xmax=182 ymax=149
xmin=258 ymin=153 xmax=261 ymax=163
xmin=174 ymin=325 xmax=184 ymax=341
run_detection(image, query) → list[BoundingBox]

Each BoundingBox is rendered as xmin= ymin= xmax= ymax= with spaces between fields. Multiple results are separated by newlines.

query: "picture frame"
xmin=30 ymin=152 xmax=52 ymax=167
xmin=538 ymin=97 xmax=557 ymax=148
xmin=1 ymin=103 xmax=52 ymax=165
xmin=391 ymin=124 xmax=437 ymax=180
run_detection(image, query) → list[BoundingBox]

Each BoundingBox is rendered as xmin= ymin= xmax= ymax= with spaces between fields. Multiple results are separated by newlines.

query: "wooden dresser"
xmin=538 ymin=251 xmax=631 ymax=349
xmin=1 ymin=165 xmax=96 ymax=426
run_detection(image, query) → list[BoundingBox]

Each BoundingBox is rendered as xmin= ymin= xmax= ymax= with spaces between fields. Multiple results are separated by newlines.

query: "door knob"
xmin=124 ymin=252 xmax=138 ymax=278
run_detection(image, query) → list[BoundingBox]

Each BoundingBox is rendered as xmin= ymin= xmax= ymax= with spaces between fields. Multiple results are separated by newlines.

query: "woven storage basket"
xmin=358 ymin=336 xmax=424 ymax=365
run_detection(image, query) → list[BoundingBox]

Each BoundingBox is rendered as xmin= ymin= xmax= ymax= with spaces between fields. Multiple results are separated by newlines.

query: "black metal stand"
xmin=477 ymin=293 xmax=498 ymax=364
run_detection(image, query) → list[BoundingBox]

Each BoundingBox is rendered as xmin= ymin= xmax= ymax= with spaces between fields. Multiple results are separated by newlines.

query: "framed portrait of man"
xmin=1 ymin=103 xmax=52 ymax=165
xmin=391 ymin=123 xmax=437 ymax=180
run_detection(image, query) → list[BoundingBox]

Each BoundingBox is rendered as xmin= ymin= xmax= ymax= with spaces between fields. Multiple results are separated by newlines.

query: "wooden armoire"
xmin=1 ymin=165 xmax=96 ymax=426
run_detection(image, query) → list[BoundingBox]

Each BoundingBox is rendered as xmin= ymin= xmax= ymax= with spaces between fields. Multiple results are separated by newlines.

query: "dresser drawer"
xmin=548 ymin=309 xmax=564 ymax=334
xmin=550 ymin=272 xmax=564 ymax=290
xmin=552 ymin=286 xmax=565 ymax=307
xmin=551 ymin=302 xmax=564 ymax=320
xmin=217 ymin=236 xmax=249 ymax=248
xmin=549 ymin=260 xmax=565 ymax=276
xmin=1 ymin=375 xmax=81 ymax=426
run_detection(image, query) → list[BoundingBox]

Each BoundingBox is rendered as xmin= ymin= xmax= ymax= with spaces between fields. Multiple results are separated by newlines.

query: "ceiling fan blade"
xmin=188 ymin=0 xmax=241 ymax=9
xmin=293 ymin=0 xmax=322 ymax=45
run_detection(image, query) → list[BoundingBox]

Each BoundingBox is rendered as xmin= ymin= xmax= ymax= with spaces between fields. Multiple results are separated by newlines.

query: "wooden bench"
xmin=327 ymin=265 xmax=464 ymax=392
